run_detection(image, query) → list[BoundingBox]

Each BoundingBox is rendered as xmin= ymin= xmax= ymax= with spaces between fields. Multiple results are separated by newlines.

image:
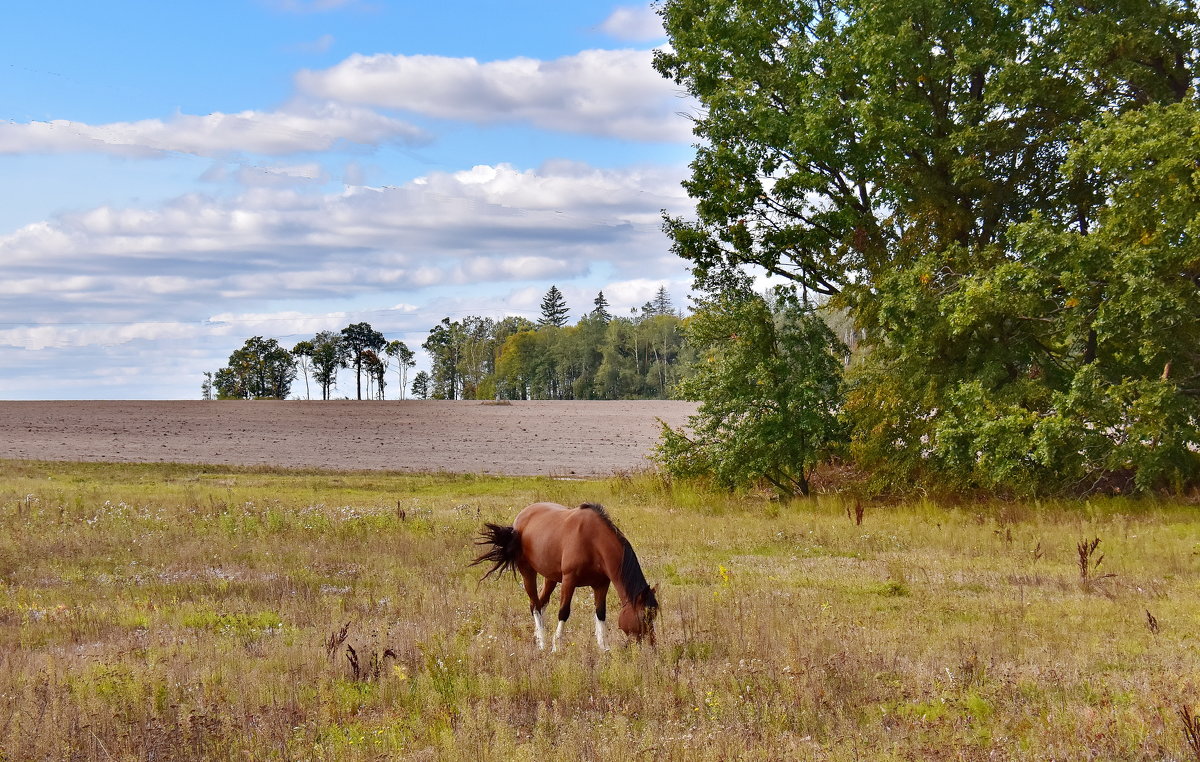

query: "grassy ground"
xmin=1 ymin=459 xmax=1199 ymax=760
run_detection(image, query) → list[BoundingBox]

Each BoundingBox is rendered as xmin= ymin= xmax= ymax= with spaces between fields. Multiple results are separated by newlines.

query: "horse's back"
xmin=513 ymin=502 xmax=618 ymax=584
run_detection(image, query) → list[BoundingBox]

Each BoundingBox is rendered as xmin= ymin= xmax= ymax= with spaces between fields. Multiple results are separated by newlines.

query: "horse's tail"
xmin=471 ymin=522 xmax=522 ymax=581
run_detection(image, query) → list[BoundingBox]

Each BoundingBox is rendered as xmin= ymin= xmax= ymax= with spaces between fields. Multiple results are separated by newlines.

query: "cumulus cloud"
xmin=0 ymin=161 xmax=692 ymax=349
xmin=297 ymin=49 xmax=694 ymax=142
xmin=0 ymin=103 xmax=428 ymax=158
xmin=600 ymin=6 xmax=665 ymax=41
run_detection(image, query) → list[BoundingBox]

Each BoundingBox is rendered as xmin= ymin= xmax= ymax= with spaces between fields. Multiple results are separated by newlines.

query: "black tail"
xmin=471 ymin=522 xmax=522 ymax=580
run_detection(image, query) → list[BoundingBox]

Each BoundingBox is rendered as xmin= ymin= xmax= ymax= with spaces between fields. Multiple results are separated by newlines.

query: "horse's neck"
xmin=609 ymin=539 xmax=646 ymax=606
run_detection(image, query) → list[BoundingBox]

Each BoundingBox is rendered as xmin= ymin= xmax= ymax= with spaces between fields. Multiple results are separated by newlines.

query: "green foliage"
xmin=431 ymin=299 xmax=690 ymax=401
xmin=655 ymin=285 xmax=845 ymax=496
xmin=308 ymin=330 xmax=348 ymax=401
xmin=341 ymin=322 xmax=387 ymax=401
xmin=538 ymin=285 xmax=570 ymax=328
xmin=656 ymin=0 xmax=1200 ymax=494
xmin=214 ymin=336 xmax=297 ymax=399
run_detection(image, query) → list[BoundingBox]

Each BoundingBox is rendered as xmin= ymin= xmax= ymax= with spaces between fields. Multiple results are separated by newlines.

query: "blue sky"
xmin=0 ymin=0 xmax=699 ymax=399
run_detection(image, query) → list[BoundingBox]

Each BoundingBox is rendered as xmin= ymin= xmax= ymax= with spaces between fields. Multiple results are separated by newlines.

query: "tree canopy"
xmin=213 ymin=337 xmax=297 ymax=400
xmin=656 ymin=0 xmax=1200 ymax=494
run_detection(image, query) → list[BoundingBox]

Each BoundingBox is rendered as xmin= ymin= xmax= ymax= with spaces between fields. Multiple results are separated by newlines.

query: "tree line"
xmin=203 ymin=285 xmax=691 ymax=402
xmin=204 ymin=323 xmax=417 ymax=402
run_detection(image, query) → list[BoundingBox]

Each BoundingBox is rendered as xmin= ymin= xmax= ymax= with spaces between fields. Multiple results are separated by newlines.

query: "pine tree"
xmin=651 ymin=285 xmax=674 ymax=316
xmin=592 ymin=291 xmax=612 ymax=322
xmin=539 ymin=285 xmax=569 ymax=328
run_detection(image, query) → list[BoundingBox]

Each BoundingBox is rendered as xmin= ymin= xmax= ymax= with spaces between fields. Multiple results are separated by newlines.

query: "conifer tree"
xmin=592 ymin=291 xmax=612 ymax=322
xmin=539 ymin=285 xmax=570 ymax=328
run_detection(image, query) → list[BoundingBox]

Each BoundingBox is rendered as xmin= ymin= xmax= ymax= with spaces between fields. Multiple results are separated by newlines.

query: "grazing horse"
xmin=472 ymin=502 xmax=658 ymax=651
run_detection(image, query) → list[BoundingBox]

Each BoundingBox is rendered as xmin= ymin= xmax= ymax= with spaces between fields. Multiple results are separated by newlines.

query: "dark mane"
xmin=578 ymin=502 xmax=624 ymax=540
xmin=578 ymin=503 xmax=655 ymax=607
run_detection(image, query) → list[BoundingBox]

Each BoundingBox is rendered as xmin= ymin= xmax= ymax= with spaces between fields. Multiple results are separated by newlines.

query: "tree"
xmin=655 ymin=0 xmax=1200 ymax=493
xmin=539 ymin=285 xmax=570 ymax=328
xmin=309 ymin=330 xmax=348 ymax=401
xmin=643 ymin=285 xmax=675 ymax=317
xmin=423 ymin=318 xmax=465 ymax=399
xmin=213 ymin=336 xmax=297 ymax=400
xmin=362 ymin=349 xmax=386 ymax=400
xmin=592 ymin=291 xmax=613 ymax=322
xmin=411 ymin=370 xmax=432 ymax=400
xmin=291 ymin=340 xmax=315 ymax=400
xmin=385 ymin=340 xmax=416 ymax=400
xmin=655 ymin=284 xmax=845 ymax=497
xmin=341 ymin=322 xmax=387 ymax=401
xmin=200 ymin=372 xmax=213 ymax=401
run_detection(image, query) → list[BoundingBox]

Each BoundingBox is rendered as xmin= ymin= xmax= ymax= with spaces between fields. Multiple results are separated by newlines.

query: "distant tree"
xmin=201 ymin=372 xmax=213 ymax=401
xmin=363 ymin=349 xmax=386 ymax=400
xmin=291 ymin=340 xmax=315 ymax=400
xmin=214 ymin=336 xmax=297 ymax=400
xmin=655 ymin=284 xmax=845 ymax=497
xmin=411 ymin=370 xmax=432 ymax=400
xmin=309 ymin=330 xmax=348 ymax=401
xmin=341 ymin=322 xmax=387 ymax=401
xmin=385 ymin=340 xmax=416 ymax=400
xmin=644 ymin=285 xmax=675 ymax=317
xmin=539 ymin=285 xmax=570 ymax=328
xmin=592 ymin=291 xmax=613 ymax=322
xmin=423 ymin=318 xmax=465 ymax=399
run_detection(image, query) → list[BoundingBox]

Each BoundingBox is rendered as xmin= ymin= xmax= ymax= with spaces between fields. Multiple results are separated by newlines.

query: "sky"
xmin=0 ymin=0 xmax=701 ymax=400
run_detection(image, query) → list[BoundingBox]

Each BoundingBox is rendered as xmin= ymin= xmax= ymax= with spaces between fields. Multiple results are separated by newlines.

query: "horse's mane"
xmin=578 ymin=503 xmax=656 ymax=608
xmin=578 ymin=502 xmax=625 ymax=540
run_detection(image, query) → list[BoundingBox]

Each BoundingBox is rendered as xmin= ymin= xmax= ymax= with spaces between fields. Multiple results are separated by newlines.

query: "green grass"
xmin=1 ymin=459 xmax=1199 ymax=760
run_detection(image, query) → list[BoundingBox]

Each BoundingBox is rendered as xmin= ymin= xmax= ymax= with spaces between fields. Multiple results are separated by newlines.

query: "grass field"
xmin=2 ymin=459 xmax=1199 ymax=760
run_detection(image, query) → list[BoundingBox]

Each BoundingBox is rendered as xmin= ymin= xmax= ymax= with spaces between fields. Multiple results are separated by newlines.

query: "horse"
xmin=471 ymin=502 xmax=658 ymax=651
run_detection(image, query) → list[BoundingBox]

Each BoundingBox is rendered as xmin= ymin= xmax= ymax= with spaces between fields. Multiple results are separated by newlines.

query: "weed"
xmin=1078 ymin=536 xmax=1116 ymax=581
xmin=1181 ymin=705 xmax=1200 ymax=761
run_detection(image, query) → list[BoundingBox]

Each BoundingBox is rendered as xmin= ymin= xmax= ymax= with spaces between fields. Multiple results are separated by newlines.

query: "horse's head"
xmin=618 ymin=585 xmax=659 ymax=644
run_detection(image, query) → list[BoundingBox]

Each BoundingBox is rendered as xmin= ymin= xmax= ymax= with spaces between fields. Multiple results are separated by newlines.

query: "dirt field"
xmin=0 ymin=400 xmax=697 ymax=476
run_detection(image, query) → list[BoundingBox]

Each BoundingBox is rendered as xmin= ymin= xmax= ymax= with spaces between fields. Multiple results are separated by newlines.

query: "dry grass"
xmin=1 ymin=459 xmax=1199 ymax=760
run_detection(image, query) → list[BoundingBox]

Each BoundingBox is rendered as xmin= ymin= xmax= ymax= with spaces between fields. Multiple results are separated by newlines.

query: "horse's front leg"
xmin=592 ymin=582 xmax=610 ymax=651
xmin=553 ymin=575 xmax=577 ymax=653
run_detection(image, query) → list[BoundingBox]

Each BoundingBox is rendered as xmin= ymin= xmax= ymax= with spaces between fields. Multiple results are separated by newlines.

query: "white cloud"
xmin=266 ymin=0 xmax=363 ymax=13
xmin=600 ymin=6 xmax=665 ymax=41
xmin=0 ymin=161 xmax=693 ymax=349
xmin=289 ymin=33 xmax=336 ymax=53
xmin=0 ymin=103 xmax=428 ymax=158
xmin=297 ymin=49 xmax=694 ymax=142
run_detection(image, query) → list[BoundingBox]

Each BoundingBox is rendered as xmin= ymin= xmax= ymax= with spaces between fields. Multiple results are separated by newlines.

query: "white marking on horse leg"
xmin=552 ymin=620 xmax=565 ymax=652
xmin=594 ymin=613 xmax=608 ymax=651
xmin=532 ymin=609 xmax=546 ymax=650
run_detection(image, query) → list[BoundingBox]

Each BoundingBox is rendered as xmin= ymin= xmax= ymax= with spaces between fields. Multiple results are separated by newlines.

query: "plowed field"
xmin=0 ymin=400 xmax=697 ymax=476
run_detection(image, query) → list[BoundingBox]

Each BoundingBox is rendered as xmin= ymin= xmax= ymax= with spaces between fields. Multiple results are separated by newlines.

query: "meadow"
xmin=1 ymin=458 xmax=1199 ymax=760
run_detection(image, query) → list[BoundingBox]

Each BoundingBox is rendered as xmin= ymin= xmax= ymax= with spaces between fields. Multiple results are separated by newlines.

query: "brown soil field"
xmin=0 ymin=400 xmax=697 ymax=476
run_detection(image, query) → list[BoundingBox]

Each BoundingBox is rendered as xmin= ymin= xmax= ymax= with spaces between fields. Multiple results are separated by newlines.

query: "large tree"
xmin=656 ymin=0 xmax=1200 ymax=493
xmin=423 ymin=318 xmax=465 ymax=399
xmin=538 ymin=285 xmax=570 ymax=328
xmin=309 ymin=330 xmax=347 ymax=401
xmin=385 ymin=340 xmax=416 ymax=400
xmin=341 ymin=322 xmax=387 ymax=401
xmin=214 ymin=336 xmax=297 ymax=400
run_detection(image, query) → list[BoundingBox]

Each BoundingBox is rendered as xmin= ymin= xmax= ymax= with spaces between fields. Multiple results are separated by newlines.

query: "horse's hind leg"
xmin=520 ymin=569 xmax=549 ymax=650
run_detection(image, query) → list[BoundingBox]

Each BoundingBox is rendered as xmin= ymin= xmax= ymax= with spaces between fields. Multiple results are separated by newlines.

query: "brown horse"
xmin=472 ymin=502 xmax=658 ymax=651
